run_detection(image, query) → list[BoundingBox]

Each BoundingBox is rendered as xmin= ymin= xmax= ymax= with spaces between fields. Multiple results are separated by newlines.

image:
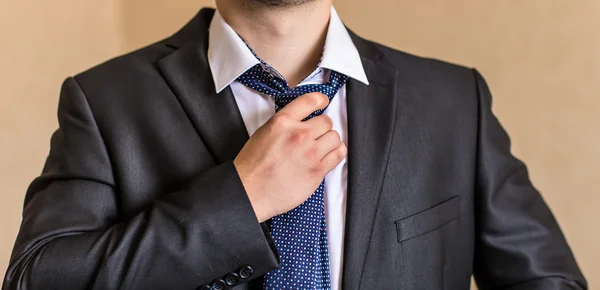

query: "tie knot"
xmin=237 ymin=64 xmax=349 ymax=117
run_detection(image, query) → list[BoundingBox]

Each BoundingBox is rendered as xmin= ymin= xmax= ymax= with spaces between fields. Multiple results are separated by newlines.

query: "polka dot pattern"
xmin=237 ymin=64 xmax=348 ymax=120
xmin=237 ymin=60 xmax=348 ymax=290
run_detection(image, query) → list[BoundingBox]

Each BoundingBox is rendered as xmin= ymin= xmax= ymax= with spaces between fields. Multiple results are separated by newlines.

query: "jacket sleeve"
xmin=471 ymin=69 xmax=587 ymax=290
xmin=2 ymin=77 xmax=279 ymax=290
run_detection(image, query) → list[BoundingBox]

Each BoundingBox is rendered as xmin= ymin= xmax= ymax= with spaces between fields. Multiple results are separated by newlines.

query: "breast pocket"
xmin=395 ymin=195 xmax=461 ymax=243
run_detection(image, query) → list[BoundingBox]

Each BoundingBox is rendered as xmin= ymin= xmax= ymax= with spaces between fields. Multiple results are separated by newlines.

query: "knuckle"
xmin=302 ymin=93 xmax=319 ymax=107
xmin=323 ymin=131 xmax=341 ymax=148
xmin=271 ymin=114 xmax=290 ymax=129
xmin=289 ymin=128 xmax=310 ymax=145
xmin=318 ymin=93 xmax=329 ymax=106
xmin=330 ymin=130 xmax=341 ymax=141
xmin=308 ymin=163 xmax=325 ymax=178
xmin=309 ymin=93 xmax=326 ymax=107
xmin=323 ymin=115 xmax=334 ymax=129
xmin=332 ymin=137 xmax=342 ymax=148
xmin=336 ymin=145 xmax=347 ymax=159
xmin=304 ymin=144 xmax=318 ymax=160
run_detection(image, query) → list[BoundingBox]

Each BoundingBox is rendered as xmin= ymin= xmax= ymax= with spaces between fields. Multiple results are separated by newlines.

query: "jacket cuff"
xmin=188 ymin=161 xmax=279 ymax=287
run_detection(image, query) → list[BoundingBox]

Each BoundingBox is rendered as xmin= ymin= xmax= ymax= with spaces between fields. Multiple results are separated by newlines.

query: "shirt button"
xmin=211 ymin=279 xmax=226 ymax=290
xmin=224 ymin=273 xmax=239 ymax=286
xmin=196 ymin=286 xmax=212 ymax=290
xmin=237 ymin=265 xmax=254 ymax=279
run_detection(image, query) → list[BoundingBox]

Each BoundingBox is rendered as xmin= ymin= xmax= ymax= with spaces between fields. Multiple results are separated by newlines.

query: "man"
xmin=2 ymin=0 xmax=587 ymax=289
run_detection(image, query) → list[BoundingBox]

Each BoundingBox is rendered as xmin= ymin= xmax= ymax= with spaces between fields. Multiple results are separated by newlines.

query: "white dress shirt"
xmin=207 ymin=7 xmax=369 ymax=290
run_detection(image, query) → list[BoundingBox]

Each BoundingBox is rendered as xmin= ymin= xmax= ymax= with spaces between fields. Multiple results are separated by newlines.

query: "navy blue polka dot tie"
xmin=237 ymin=63 xmax=348 ymax=290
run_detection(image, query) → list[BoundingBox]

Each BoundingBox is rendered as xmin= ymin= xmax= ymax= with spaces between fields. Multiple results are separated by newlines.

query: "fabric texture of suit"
xmin=3 ymin=8 xmax=587 ymax=290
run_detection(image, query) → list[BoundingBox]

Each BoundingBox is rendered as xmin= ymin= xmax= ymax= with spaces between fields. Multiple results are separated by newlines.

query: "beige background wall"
xmin=1 ymin=0 xmax=598 ymax=287
xmin=0 ymin=0 xmax=124 ymax=281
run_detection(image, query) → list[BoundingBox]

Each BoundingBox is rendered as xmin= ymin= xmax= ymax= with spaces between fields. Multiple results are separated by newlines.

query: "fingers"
xmin=315 ymin=130 xmax=342 ymax=158
xmin=321 ymin=143 xmax=347 ymax=174
xmin=276 ymin=93 xmax=329 ymax=121
xmin=304 ymin=115 xmax=334 ymax=139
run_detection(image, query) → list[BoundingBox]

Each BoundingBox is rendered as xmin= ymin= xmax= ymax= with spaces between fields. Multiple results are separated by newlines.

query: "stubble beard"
xmin=243 ymin=0 xmax=318 ymax=9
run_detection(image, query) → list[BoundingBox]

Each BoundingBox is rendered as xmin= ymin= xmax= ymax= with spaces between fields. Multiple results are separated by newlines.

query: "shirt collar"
xmin=207 ymin=6 xmax=369 ymax=93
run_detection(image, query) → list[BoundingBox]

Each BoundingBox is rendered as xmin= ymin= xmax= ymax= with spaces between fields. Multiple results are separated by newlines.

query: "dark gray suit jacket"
xmin=3 ymin=8 xmax=587 ymax=290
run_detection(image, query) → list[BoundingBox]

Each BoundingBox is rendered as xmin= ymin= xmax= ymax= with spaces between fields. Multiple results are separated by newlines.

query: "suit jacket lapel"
xmin=157 ymin=9 xmax=249 ymax=164
xmin=158 ymin=12 xmax=262 ymax=289
xmin=342 ymin=33 xmax=400 ymax=290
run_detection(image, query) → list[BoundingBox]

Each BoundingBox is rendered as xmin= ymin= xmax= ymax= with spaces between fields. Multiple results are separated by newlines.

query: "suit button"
xmin=224 ymin=273 xmax=239 ymax=286
xmin=237 ymin=265 xmax=254 ymax=279
xmin=197 ymin=286 xmax=212 ymax=290
xmin=211 ymin=279 xmax=226 ymax=290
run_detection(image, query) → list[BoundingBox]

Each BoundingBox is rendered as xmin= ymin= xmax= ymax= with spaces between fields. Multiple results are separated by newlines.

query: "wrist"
xmin=234 ymin=159 xmax=272 ymax=223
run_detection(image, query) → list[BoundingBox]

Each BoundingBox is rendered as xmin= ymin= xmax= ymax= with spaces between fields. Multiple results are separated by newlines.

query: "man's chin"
xmin=244 ymin=0 xmax=318 ymax=8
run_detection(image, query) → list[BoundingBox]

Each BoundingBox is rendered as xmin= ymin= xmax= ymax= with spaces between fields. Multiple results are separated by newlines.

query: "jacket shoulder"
xmin=73 ymin=40 xmax=175 ymax=88
xmin=64 ymin=39 xmax=180 ymax=119
xmin=370 ymin=40 xmax=474 ymax=78
xmin=357 ymin=37 xmax=481 ymax=116
xmin=368 ymin=40 xmax=480 ymax=101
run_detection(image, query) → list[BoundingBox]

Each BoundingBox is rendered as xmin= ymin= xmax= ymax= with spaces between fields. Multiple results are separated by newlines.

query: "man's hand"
xmin=234 ymin=93 xmax=347 ymax=223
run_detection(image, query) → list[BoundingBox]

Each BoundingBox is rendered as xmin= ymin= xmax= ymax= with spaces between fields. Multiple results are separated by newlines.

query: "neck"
xmin=217 ymin=0 xmax=332 ymax=86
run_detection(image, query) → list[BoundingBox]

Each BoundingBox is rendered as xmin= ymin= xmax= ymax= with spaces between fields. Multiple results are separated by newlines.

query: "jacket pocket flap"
xmin=395 ymin=195 xmax=461 ymax=243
